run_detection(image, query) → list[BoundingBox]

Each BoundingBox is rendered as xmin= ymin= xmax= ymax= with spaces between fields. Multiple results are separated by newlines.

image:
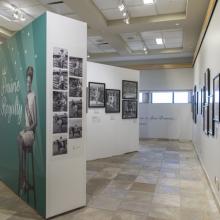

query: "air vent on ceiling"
xmin=48 ymin=1 xmax=63 ymax=5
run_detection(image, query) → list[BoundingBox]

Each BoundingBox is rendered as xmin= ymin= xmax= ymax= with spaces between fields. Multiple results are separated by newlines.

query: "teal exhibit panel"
xmin=0 ymin=12 xmax=87 ymax=219
xmin=0 ymin=14 xmax=46 ymax=216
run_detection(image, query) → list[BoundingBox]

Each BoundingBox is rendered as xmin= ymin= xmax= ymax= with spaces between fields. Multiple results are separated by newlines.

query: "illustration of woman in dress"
xmin=17 ymin=66 xmax=37 ymax=206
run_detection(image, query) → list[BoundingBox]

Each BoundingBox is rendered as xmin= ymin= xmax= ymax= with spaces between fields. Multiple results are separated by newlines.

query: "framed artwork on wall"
xmin=105 ymin=89 xmax=120 ymax=113
xmin=122 ymin=100 xmax=137 ymax=119
xmin=209 ymin=95 xmax=215 ymax=136
xmin=200 ymin=88 xmax=203 ymax=115
xmin=88 ymin=82 xmax=105 ymax=108
xmin=204 ymin=68 xmax=211 ymax=103
xmin=203 ymin=104 xmax=209 ymax=134
xmin=122 ymin=80 xmax=138 ymax=99
xmin=213 ymin=73 xmax=220 ymax=122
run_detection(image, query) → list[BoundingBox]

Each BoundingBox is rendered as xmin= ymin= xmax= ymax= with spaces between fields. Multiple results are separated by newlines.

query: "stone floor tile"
xmin=130 ymin=183 xmax=156 ymax=193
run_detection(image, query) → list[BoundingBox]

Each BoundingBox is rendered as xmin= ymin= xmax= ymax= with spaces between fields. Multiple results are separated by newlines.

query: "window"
xmin=174 ymin=91 xmax=189 ymax=103
xmin=139 ymin=92 xmax=143 ymax=103
xmin=152 ymin=92 xmax=173 ymax=104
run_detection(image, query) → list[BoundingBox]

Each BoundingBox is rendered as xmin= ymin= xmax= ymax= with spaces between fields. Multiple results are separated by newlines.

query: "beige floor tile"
xmin=112 ymin=210 xmax=146 ymax=220
xmin=130 ymin=183 xmax=156 ymax=193
xmin=119 ymin=201 xmax=150 ymax=215
xmin=153 ymin=194 xmax=180 ymax=208
xmin=125 ymin=191 xmax=153 ymax=203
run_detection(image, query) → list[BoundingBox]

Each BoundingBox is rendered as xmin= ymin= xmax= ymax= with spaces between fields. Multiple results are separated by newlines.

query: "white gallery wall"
xmin=86 ymin=62 xmax=139 ymax=161
xmin=140 ymin=68 xmax=193 ymax=140
xmin=46 ymin=12 xmax=87 ymax=218
xmin=193 ymin=1 xmax=220 ymax=205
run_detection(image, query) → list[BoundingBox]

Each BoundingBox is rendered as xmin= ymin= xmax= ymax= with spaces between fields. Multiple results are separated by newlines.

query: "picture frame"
xmin=200 ymin=88 xmax=203 ymax=115
xmin=122 ymin=100 xmax=137 ymax=119
xmin=122 ymin=80 xmax=138 ymax=99
xmin=208 ymin=95 xmax=215 ymax=136
xmin=203 ymin=104 xmax=209 ymax=134
xmin=88 ymin=82 xmax=105 ymax=108
xmin=204 ymin=68 xmax=210 ymax=104
xmin=105 ymin=89 xmax=120 ymax=113
xmin=213 ymin=73 xmax=220 ymax=122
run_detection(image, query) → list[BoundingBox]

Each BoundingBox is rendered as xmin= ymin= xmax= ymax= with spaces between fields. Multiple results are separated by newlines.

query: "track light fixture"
xmin=118 ymin=0 xmax=130 ymax=24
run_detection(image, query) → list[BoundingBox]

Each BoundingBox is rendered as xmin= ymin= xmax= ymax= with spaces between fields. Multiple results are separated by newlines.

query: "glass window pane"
xmin=152 ymin=92 xmax=173 ymax=103
xmin=139 ymin=92 xmax=143 ymax=103
xmin=174 ymin=91 xmax=189 ymax=103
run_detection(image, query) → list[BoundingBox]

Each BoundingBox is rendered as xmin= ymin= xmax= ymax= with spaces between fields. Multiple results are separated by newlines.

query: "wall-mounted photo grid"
xmin=52 ymin=47 xmax=83 ymax=156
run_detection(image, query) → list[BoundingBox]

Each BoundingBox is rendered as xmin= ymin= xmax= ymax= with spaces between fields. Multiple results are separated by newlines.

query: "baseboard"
xmin=139 ymin=138 xmax=192 ymax=143
xmin=193 ymin=142 xmax=220 ymax=212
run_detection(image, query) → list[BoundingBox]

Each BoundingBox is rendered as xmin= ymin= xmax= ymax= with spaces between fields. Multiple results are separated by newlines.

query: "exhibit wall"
xmin=140 ymin=68 xmax=193 ymax=140
xmin=193 ymin=0 xmax=220 ymax=205
xmin=46 ymin=12 xmax=87 ymax=218
xmin=87 ymin=62 xmax=139 ymax=161
xmin=0 ymin=14 xmax=46 ymax=216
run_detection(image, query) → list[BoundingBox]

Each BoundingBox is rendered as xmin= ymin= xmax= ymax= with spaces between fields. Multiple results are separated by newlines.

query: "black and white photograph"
xmin=88 ymin=82 xmax=105 ymax=108
xmin=53 ymin=91 xmax=67 ymax=112
xmin=213 ymin=73 xmax=220 ymax=122
xmin=209 ymin=96 xmax=215 ymax=136
xmin=69 ymin=77 xmax=82 ymax=97
xmin=69 ymin=57 xmax=83 ymax=77
xmin=105 ymin=89 xmax=120 ymax=113
xmin=122 ymin=80 xmax=138 ymax=99
xmin=69 ymin=98 xmax=82 ymax=118
xmin=69 ymin=119 xmax=82 ymax=139
xmin=53 ymin=69 xmax=68 ymax=90
xmin=53 ymin=47 xmax=68 ymax=69
xmin=204 ymin=68 xmax=210 ymax=103
xmin=53 ymin=135 xmax=67 ymax=156
xmin=122 ymin=100 xmax=137 ymax=119
xmin=203 ymin=105 xmax=209 ymax=134
xmin=53 ymin=113 xmax=68 ymax=134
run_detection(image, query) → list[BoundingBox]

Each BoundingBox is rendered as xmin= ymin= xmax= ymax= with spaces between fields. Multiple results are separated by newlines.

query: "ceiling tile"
xmin=88 ymin=36 xmax=105 ymax=44
xmin=128 ymin=5 xmax=157 ymax=17
xmin=48 ymin=3 xmax=73 ymax=15
xmin=124 ymin=0 xmax=142 ymax=6
xmin=6 ymin=0 xmax=40 ymax=8
xmin=156 ymin=0 xmax=187 ymax=15
xmin=92 ymin=0 xmax=118 ymax=10
xmin=162 ymin=29 xmax=183 ymax=39
xmin=120 ymin=32 xmax=141 ymax=42
xmin=141 ymin=31 xmax=162 ymax=40
xmin=102 ymin=9 xmax=123 ymax=20
xmin=22 ymin=5 xmax=46 ymax=17
xmin=147 ymin=43 xmax=164 ymax=49
xmin=127 ymin=41 xmax=144 ymax=51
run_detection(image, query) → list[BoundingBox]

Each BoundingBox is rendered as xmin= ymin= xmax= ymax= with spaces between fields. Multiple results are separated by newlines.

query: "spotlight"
xmin=118 ymin=3 xmax=125 ymax=11
xmin=124 ymin=17 xmax=130 ymax=24
xmin=123 ymin=11 xmax=127 ymax=17
xmin=143 ymin=0 xmax=154 ymax=4
xmin=156 ymin=38 xmax=163 ymax=45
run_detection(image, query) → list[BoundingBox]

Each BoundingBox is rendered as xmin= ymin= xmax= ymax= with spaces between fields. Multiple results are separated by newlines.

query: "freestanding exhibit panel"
xmin=0 ymin=12 xmax=87 ymax=219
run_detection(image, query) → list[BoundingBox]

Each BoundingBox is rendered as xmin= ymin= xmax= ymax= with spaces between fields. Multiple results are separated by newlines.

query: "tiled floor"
xmin=0 ymin=139 xmax=220 ymax=220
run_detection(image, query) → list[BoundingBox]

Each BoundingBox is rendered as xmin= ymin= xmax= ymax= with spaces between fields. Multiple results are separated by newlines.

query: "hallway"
xmin=0 ymin=140 xmax=219 ymax=220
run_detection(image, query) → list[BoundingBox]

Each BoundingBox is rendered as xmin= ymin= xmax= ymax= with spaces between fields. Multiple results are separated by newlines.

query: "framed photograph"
xmin=53 ymin=69 xmax=68 ymax=90
xmin=88 ymin=82 xmax=105 ymax=108
xmin=69 ymin=119 xmax=82 ymax=139
xmin=53 ymin=47 xmax=68 ymax=69
xmin=209 ymin=96 xmax=215 ymax=136
xmin=204 ymin=68 xmax=210 ymax=103
xmin=69 ymin=98 xmax=82 ymax=118
xmin=203 ymin=105 xmax=209 ymax=134
xmin=53 ymin=91 xmax=67 ymax=112
xmin=69 ymin=57 xmax=83 ymax=77
xmin=105 ymin=89 xmax=120 ymax=113
xmin=69 ymin=77 xmax=82 ymax=97
xmin=53 ymin=113 xmax=68 ymax=133
xmin=53 ymin=135 xmax=67 ymax=156
xmin=213 ymin=73 xmax=220 ymax=122
xmin=122 ymin=80 xmax=138 ymax=99
xmin=122 ymin=100 xmax=137 ymax=119
xmin=200 ymin=88 xmax=203 ymax=115
xmin=196 ymin=91 xmax=199 ymax=115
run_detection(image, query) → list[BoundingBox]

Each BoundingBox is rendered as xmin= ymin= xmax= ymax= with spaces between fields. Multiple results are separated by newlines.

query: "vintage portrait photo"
xmin=69 ymin=77 xmax=82 ymax=97
xmin=213 ymin=73 xmax=220 ymax=122
xmin=53 ymin=47 xmax=68 ymax=69
xmin=204 ymin=68 xmax=210 ymax=103
xmin=209 ymin=96 xmax=214 ymax=136
xmin=105 ymin=89 xmax=120 ymax=113
xmin=53 ymin=91 xmax=67 ymax=112
xmin=53 ymin=135 xmax=67 ymax=156
xmin=122 ymin=100 xmax=137 ymax=119
xmin=53 ymin=69 xmax=68 ymax=90
xmin=122 ymin=80 xmax=138 ymax=99
xmin=69 ymin=57 xmax=83 ymax=77
xmin=88 ymin=82 xmax=105 ymax=108
xmin=69 ymin=98 xmax=82 ymax=118
xmin=203 ymin=104 xmax=209 ymax=134
xmin=53 ymin=113 xmax=68 ymax=134
xmin=69 ymin=119 xmax=82 ymax=139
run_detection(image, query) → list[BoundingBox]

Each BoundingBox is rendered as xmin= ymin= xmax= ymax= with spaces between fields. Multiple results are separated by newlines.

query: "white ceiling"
xmin=0 ymin=0 xmax=210 ymax=67
xmin=93 ymin=0 xmax=187 ymax=20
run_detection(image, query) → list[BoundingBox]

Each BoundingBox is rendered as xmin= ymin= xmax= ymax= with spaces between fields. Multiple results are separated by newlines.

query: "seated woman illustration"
xmin=17 ymin=66 xmax=37 ymax=205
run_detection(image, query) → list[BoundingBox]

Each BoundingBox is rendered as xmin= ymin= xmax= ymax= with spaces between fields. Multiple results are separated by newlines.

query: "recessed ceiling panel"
xmin=6 ymin=0 xmax=39 ymax=8
xmin=102 ymin=9 xmax=124 ymax=20
xmin=156 ymin=0 xmax=187 ymax=15
xmin=147 ymin=43 xmax=164 ymax=50
xmin=124 ymin=0 xmax=142 ymax=7
xmin=22 ymin=5 xmax=46 ymax=17
xmin=92 ymin=0 xmax=118 ymax=10
xmin=127 ymin=41 xmax=144 ymax=51
xmin=141 ymin=31 xmax=162 ymax=40
xmin=121 ymin=32 xmax=142 ymax=42
xmin=49 ymin=3 xmax=73 ymax=14
xmin=128 ymin=5 xmax=157 ymax=17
